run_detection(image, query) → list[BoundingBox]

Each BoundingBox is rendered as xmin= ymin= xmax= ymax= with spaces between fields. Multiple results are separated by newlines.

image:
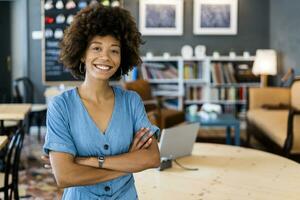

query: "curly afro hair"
xmin=59 ymin=4 xmax=143 ymax=80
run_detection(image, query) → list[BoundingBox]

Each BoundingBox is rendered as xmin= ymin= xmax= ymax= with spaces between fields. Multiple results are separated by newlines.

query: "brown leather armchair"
xmin=123 ymin=80 xmax=185 ymax=129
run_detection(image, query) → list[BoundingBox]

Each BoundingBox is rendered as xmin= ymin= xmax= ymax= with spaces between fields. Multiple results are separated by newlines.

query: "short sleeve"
xmin=131 ymin=92 xmax=160 ymax=139
xmin=43 ymin=96 xmax=77 ymax=156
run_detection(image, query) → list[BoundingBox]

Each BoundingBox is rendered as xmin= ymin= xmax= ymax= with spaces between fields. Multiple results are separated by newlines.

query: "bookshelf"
xmin=139 ymin=55 xmax=260 ymax=124
xmin=141 ymin=56 xmax=184 ymax=110
xmin=208 ymin=56 xmax=260 ymax=122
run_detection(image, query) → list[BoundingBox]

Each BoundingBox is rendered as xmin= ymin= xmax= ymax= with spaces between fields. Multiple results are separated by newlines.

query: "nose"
xmin=99 ymin=49 xmax=109 ymax=60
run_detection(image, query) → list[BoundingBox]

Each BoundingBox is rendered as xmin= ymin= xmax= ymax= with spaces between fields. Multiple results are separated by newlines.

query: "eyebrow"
xmin=90 ymin=41 xmax=120 ymax=47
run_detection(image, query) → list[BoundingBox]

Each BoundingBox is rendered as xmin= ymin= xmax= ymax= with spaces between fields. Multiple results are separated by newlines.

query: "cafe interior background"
xmin=0 ymin=0 xmax=300 ymax=199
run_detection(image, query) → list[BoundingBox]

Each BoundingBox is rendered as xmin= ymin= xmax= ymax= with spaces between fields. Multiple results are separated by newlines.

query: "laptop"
xmin=159 ymin=123 xmax=199 ymax=159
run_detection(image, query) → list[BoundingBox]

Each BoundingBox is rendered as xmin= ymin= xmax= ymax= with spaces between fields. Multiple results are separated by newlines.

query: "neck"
xmin=79 ymin=77 xmax=113 ymax=103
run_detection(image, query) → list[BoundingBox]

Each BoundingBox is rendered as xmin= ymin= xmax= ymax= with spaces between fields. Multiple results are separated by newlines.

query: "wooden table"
xmin=0 ymin=104 xmax=32 ymax=133
xmin=135 ymin=143 xmax=300 ymax=200
xmin=0 ymin=136 xmax=8 ymax=150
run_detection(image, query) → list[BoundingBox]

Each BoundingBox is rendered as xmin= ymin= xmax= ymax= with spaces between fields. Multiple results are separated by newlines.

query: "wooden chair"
xmin=13 ymin=77 xmax=47 ymax=141
xmin=123 ymin=80 xmax=185 ymax=129
xmin=0 ymin=127 xmax=25 ymax=200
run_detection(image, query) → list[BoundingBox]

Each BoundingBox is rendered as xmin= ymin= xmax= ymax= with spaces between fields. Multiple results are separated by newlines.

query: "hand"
xmin=41 ymin=155 xmax=52 ymax=169
xmin=130 ymin=128 xmax=153 ymax=152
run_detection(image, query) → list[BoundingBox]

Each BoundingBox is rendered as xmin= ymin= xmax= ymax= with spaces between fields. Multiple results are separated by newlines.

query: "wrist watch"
xmin=98 ymin=156 xmax=105 ymax=168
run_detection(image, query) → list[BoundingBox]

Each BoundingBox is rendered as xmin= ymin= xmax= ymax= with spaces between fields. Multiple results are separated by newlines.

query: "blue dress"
xmin=43 ymin=86 xmax=160 ymax=199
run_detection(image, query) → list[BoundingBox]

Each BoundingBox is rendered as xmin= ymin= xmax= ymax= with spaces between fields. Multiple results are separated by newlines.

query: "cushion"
xmin=291 ymin=80 xmax=300 ymax=110
xmin=247 ymin=109 xmax=300 ymax=153
xmin=247 ymin=109 xmax=288 ymax=148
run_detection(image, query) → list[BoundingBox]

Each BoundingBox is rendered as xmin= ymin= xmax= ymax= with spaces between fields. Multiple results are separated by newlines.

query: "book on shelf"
xmin=185 ymin=85 xmax=202 ymax=101
xmin=141 ymin=62 xmax=178 ymax=80
xmin=215 ymin=87 xmax=247 ymax=101
xmin=183 ymin=61 xmax=203 ymax=80
xmin=211 ymin=62 xmax=237 ymax=84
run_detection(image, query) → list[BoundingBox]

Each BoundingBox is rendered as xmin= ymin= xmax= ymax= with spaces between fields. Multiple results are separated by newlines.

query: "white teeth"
xmin=95 ymin=65 xmax=110 ymax=70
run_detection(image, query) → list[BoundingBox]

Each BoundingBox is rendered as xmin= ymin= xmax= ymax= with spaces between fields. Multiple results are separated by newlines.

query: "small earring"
xmin=79 ymin=62 xmax=85 ymax=74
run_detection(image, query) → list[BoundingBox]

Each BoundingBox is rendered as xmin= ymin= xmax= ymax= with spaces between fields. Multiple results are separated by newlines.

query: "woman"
xmin=43 ymin=3 xmax=160 ymax=199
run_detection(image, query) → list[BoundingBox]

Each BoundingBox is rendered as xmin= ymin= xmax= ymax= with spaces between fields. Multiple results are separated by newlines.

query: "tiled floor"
xmin=17 ymin=126 xmax=266 ymax=199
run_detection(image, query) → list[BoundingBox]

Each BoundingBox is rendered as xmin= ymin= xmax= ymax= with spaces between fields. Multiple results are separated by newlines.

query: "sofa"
xmin=246 ymin=78 xmax=300 ymax=155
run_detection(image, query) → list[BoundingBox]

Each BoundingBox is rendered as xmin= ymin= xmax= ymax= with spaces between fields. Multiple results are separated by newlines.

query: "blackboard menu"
xmin=43 ymin=0 xmax=122 ymax=84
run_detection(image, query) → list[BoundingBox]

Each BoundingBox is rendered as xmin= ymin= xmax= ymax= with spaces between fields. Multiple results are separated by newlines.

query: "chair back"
xmin=291 ymin=77 xmax=300 ymax=110
xmin=123 ymin=80 xmax=157 ymax=112
xmin=13 ymin=77 xmax=34 ymax=103
xmin=2 ymin=127 xmax=25 ymax=200
xmin=123 ymin=80 xmax=153 ymax=101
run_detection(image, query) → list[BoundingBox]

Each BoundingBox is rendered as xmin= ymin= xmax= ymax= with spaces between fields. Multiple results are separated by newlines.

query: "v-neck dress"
xmin=43 ymin=86 xmax=160 ymax=200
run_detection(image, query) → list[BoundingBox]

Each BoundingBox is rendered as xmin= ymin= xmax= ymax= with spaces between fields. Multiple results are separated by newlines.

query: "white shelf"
xmin=210 ymin=83 xmax=260 ymax=87
xmin=148 ymin=79 xmax=179 ymax=83
xmin=185 ymin=100 xmax=206 ymax=104
xmin=182 ymin=57 xmax=207 ymax=61
xmin=184 ymin=79 xmax=207 ymax=84
xmin=142 ymin=56 xmax=182 ymax=62
xmin=209 ymin=56 xmax=255 ymax=62
xmin=152 ymin=90 xmax=182 ymax=97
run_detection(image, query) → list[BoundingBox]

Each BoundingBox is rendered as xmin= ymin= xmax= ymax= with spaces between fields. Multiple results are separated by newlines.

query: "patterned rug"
xmin=18 ymin=128 xmax=63 ymax=200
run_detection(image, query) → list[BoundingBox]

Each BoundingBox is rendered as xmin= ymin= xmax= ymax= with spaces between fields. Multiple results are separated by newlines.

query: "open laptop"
xmin=159 ymin=123 xmax=199 ymax=159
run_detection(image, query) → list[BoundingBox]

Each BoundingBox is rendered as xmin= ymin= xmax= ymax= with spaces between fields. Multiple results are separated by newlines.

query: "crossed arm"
xmin=47 ymin=128 xmax=160 ymax=188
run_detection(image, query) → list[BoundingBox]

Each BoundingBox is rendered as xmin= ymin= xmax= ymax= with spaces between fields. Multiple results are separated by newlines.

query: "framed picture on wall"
xmin=193 ymin=0 xmax=238 ymax=35
xmin=139 ymin=0 xmax=183 ymax=35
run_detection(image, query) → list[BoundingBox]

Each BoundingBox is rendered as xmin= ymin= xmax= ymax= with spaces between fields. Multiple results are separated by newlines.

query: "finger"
xmin=141 ymin=138 xmax=152 ymax=149
xmin=130 ymin=128 xmax=144 ymax=150
xmin=137 ymin=132 xmax=153 ymax=149
xmin=132 ymin=128 xmax=149 ymax=149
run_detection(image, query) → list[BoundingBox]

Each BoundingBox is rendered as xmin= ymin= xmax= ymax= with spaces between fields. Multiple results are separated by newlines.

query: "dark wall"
xmin=270 ymin=0 xmax=300 ymax=77
xmin=125 ymin=0 xmax=270 ymax=56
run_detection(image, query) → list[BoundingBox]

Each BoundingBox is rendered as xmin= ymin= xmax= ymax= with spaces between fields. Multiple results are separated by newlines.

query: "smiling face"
xmin=82 ymin=35 xmax=121 ymax=81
